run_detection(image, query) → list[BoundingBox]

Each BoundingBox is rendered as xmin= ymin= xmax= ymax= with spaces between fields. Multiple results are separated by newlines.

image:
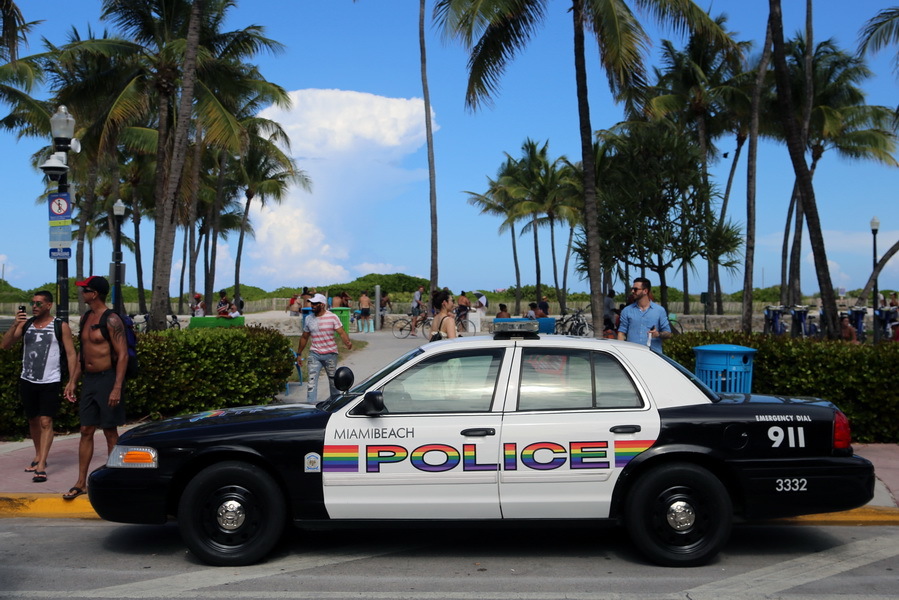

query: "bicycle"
xmin=763 ymin=305 xmax=787 ymax=335
xmin=131 ymin=313 xmax=181 ymax=332
xmin=790 ymin=305 xmax=819 ymax=338
xmin=554 ymin=308 xmax=591 ymax=336
xmin=392 ymin=315 xmax=414 ymax=339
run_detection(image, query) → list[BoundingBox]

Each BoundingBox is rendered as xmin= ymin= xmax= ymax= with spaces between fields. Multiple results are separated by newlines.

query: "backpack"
xmin=22 ymin=317 xmax=69 ymax=382
xmin=80 ymin=309 xmax=139 ymax=379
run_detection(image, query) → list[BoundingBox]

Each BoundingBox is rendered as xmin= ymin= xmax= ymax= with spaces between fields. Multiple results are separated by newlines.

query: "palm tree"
xmin=1 ymin=0 xmax=26 ymax=62
xmin=232 ymin=133 xmax=309 ymax=306
xmin=768 ymin=0 xmax=839 ymax=338
xmin=466 ymin=157 xmax=525 ymax=314
xmin=436 ymin=0 xmax=734 ymax=334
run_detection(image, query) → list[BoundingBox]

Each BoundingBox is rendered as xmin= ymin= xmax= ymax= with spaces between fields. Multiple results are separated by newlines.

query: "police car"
xmin=88 ymin=322 xmax=874 ymax=567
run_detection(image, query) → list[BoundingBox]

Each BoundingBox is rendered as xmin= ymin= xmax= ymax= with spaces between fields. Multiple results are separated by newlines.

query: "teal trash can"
xmin=693 ymin=344 xmax=757 ymax=393
xmin=301 ymin=307 xmax=313 ymax=328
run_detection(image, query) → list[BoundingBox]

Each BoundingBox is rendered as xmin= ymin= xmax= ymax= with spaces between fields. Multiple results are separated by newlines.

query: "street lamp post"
xmin=871 ymin=216 xmax=880 ymax=344
xmin=41 ymin=106 xmax=76 ymax=320
xmin=112 ymin=199 xmax=126 ymax=315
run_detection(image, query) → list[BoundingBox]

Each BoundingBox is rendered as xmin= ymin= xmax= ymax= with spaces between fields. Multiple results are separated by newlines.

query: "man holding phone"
xmin=1 ymin=291 xmax=77 ymax=483
xmin=617 ymin=278 xmax=671 ymax=354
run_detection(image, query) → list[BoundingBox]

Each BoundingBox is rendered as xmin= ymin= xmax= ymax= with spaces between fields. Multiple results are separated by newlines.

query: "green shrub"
xmin=0 ymin=326 xmax=294 ymax=437
xmin=665 ymin=332 xmax=899 ymax=443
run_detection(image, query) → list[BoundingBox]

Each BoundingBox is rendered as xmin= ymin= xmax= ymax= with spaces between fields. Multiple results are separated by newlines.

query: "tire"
xmin=457 ymin=319 xmax=477 ymax=335
xmin=392 ymin=319 xmax=412 ymax=339
xmin=624 ymin=462 xmax=732 ymax=567
xmin=169 ymin=317 xmax=181 ymax=330
xmin=178 ymin=461 xmax=286 ymax=566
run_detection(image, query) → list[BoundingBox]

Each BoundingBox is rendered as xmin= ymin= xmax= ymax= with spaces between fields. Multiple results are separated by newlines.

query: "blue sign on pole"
xmin=50 ymin=247 xmax=72 ymax=260
xmin=48 ymin=193 xmax=72 ymax=221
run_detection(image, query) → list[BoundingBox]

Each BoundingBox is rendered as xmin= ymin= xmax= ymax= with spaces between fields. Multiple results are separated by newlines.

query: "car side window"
xmin=518 ymin=349 xmax=642 ymax=411
xmin=380 ymin=349 xmax=503 ymax=413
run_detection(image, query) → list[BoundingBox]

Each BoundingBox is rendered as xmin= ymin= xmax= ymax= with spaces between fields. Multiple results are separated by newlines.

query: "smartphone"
xmin=18 ymin=305 xmax=26 ymax=313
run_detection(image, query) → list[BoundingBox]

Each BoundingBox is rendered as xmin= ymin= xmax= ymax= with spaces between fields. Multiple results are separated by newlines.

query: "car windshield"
xmin=658 ymin=353 xmax=720 ymax=402
xmin=317 ymin=347 xmax=426 ymax=412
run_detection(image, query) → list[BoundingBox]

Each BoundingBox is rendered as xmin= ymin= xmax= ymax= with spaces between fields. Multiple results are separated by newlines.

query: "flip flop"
xmin=62 ymin=486 xmax=85 ymax=500
xmin=32 ymin=471 xmax=47 ymax=483
xmin=24 ymin=461 xmax=38 ymax=472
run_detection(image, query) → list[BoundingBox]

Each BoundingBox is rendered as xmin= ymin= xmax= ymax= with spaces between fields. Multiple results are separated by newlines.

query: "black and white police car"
xmin=88 ymin=322 xmax=874 ymax=567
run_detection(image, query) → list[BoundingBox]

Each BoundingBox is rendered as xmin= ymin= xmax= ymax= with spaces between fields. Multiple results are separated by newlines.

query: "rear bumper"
xmin=730 ymin=455 xmax=875 ymax=519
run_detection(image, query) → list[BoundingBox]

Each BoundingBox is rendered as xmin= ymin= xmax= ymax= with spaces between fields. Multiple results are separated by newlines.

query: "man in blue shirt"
xmin=617 ymin=277 xmax=671 ymax=354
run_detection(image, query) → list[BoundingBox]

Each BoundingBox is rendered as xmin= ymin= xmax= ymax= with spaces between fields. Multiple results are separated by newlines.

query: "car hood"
xmin=121 ymin=403 xmax=324 ymax=441
xmin=716 ymin=393 xmax=837 ymax=410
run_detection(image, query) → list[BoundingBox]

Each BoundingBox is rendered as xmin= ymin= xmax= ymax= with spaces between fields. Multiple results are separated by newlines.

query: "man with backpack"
xmin=1 ymin=290 xmax=77 ymax=484
xmin=62 ymin=276 xmax=129 ymax=500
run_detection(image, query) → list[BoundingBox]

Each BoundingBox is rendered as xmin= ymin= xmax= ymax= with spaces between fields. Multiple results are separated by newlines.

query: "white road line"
xmin=687 ymin=534 xmax=899 ymax=598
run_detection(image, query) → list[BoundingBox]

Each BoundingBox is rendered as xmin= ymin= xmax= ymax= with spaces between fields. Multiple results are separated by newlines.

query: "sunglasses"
xmin=30 ymin=301 xmax=45 ymax=307
xmin=631 ymin=287 xmax=643 ymax=292
xmin=83 ymin=288 xmax=95 ymax=294
xmin=311 ymin=302 xmax=323 ymax=307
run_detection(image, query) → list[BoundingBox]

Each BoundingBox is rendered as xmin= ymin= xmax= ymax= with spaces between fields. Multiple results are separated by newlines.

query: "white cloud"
xmin=239 ymin=88 xmax=431 ymax=289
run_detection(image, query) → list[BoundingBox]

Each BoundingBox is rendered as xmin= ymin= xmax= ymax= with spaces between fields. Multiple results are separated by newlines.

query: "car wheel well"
xmin=611 ymin=452 xmax=740 ymax=519
xmin=167 ymin=451 xmax=287 ymax=519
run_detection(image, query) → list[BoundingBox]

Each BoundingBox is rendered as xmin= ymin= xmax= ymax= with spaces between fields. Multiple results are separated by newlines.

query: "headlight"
xmin=107 ymin=445 xmax=158 ymax=468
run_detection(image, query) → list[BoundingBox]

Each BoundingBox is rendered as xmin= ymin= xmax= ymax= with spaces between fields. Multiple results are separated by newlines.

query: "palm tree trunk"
xmin=532 ymin=215 xmax=541 ymax=302
xmin=419 ymin=0 xmax=439 ymax=294
xmin=779 ymin=180 xmax=798 ymax=306
xmin=769 ymin=0 xmax=839 ymax=338
xmin=571 ymin=0 xmax=604 ymax=337
xmin=131 ymin=190 xmax=147 ymax=314
xmin=743 ymin=21 xmax=773 ymax=333
xmin=511 ymin=224 xmax=522 ymax=315
xmin=234 ymin=193 xmax=253 ymax=306
xmin=561 ymin=226 xmax=574 ymax=315
xmin=178 ymin=230 xmax=188 ymax=315
xmin=549 ymin=217 xmax=561 ymax=307
xmin=788 ymin=193 xmax=803 ymax=306
xmin=149 ymin=0 xmax=203 ymax=330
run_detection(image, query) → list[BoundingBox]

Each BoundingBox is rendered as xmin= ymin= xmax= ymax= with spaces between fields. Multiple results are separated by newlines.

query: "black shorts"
xmin=19 ymin=379 xmax=62 ymax=419
xmin=80 ymin=370 xmax=126 ymax=429
xmin=360 ymin=308 xmax=371 ymax=317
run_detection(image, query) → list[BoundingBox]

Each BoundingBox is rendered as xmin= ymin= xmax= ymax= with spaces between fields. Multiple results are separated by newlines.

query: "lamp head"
xmin=113 ymin=199 xmax=126 ymax=217
xmin=50 ymin=106 xmax=76 ymax=151
xmin=871 ymin=216 xmax=880 ymax=234
xmin=39 ymin=152 xmax=69 ymax=182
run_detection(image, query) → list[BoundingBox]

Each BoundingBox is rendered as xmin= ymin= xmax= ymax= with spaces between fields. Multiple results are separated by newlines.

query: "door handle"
xmin=461 ymin=428 xmax=496 ymax=436
xmin=610 ymin=425 xmax=642 ymax=434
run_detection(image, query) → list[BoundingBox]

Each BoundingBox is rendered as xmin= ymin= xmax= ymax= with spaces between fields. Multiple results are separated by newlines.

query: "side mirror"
xmin=352 ymin=391 xmax=386 ymax=416
xmin=334 ymin=366 xmax=354 ymax=392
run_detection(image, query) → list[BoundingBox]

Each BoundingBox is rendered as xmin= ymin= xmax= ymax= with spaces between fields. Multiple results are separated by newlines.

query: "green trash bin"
xmin=331 ymin=307 xmax=351 ymax=332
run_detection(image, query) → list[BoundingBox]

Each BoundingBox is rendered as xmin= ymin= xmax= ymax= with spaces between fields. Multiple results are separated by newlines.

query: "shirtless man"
xmin=62 ymin=276 xmax=128 ymax=500
xmin=358 ymin=291 xmax=372 ymax=332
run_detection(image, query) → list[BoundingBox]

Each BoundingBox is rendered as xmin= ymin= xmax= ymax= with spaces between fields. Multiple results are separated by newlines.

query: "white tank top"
xmin=21 ymin=320 xmax=62 ymax=384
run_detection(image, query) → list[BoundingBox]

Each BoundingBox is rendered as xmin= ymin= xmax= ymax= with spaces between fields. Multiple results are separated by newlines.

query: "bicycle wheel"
xmin=392 ymin=319 xmax=412 ymax=339
xmin=169 ymin=316 xmax=181 ymax=330
xmin=458 ymin=318 xmax=477 ymax=335
xmin=419 ymin=317 xmax=433 ymax=338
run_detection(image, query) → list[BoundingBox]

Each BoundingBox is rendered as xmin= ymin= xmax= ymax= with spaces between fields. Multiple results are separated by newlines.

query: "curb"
xmin=2 ymin=493 xmax=898 ymax=524
xmin=0 ymin=494 xmax=100 ymax=519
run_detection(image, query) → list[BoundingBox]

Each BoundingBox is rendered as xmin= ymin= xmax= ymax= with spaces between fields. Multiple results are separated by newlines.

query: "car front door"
xmin=498 ymin=345 xmax=661 ymax=519
xmin=323 ymin=347 xmax=510 ymax=519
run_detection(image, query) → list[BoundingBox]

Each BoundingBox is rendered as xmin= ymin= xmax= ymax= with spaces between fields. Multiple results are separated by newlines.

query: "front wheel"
xmin=624 ymin=462 xmax=731 ymax=567
xmin=392 ymin=319 xmax=412 ymax=339
xmin=178 ymin=461 xmax=286 ymax=566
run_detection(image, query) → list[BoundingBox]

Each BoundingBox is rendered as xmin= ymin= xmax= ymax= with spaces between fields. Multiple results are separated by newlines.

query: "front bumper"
xmin=88 ymin=466 xmax=173 ymax=524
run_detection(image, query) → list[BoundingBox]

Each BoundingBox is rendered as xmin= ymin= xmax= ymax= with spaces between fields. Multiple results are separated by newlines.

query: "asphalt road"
xmin=1 ymin=519 xmax=897 ymax=599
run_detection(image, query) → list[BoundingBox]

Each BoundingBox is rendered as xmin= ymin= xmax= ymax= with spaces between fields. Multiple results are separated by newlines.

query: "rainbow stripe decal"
xmin=410 ymin=444 xmax=461 ymax=472
xmin=614 ymin=440 xmax=654 ymax=468
xmin=322 ymin=445 xmax=360 ymax=472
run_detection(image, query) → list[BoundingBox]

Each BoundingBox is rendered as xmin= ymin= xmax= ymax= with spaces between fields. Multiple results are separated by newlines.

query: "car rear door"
xmin=498 ymin=344 xmax=661 ymax=519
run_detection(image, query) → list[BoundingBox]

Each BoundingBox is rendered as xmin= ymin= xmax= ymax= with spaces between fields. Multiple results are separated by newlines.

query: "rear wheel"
xmin=392 ymin=319 xmax=412 ymax=339
xmin=625 ymin=463 xmax=731 ymax=567
xmin=178 ymin=461 xmax=286 ymax=566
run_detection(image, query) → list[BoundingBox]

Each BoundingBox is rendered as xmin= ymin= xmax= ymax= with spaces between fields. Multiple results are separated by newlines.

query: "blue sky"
xmin=1 ymin=1 xmax=898 ymax=298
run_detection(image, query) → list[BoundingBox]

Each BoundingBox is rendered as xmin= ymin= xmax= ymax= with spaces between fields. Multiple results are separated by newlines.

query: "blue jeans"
xmin=306 ymin=351 xmax=338 ymax=402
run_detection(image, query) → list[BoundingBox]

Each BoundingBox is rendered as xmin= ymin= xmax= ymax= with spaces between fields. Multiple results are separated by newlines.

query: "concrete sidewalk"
xmin=1 ymin=328 xmax=896 ymax=523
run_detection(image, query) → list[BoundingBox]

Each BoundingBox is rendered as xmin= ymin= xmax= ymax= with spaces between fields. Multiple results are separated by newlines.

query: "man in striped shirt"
xmin=297 ymin=294 xmax=353 ymax=402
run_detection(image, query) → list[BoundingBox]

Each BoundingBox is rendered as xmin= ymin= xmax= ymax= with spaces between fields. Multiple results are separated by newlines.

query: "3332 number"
xmin=775 ymin=478 xmax=808 ymax=492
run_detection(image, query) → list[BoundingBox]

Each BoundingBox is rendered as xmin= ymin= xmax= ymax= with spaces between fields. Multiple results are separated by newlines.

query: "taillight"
xmin=833 ymin=410 xmax=851 ymax=450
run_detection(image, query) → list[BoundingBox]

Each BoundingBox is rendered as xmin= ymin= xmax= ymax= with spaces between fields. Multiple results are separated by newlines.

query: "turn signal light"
xmin=833 ymin=410 xmax=852 ymax=450
xmin=107 ymin=445 xmax=158 ymax=468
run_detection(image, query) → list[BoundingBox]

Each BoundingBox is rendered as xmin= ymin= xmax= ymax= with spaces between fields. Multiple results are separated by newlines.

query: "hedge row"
xmin=0 ymin=326 xmax=295 ymax=438
xmin=665 ymin=332 xmax=899 ymax=443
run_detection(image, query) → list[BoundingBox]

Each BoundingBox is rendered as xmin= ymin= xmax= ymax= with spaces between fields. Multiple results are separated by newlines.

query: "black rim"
xmin=196 ymin=484 xmax=264 ymax=553
xmin=647 ymin=485 xmax=714 ymax=555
